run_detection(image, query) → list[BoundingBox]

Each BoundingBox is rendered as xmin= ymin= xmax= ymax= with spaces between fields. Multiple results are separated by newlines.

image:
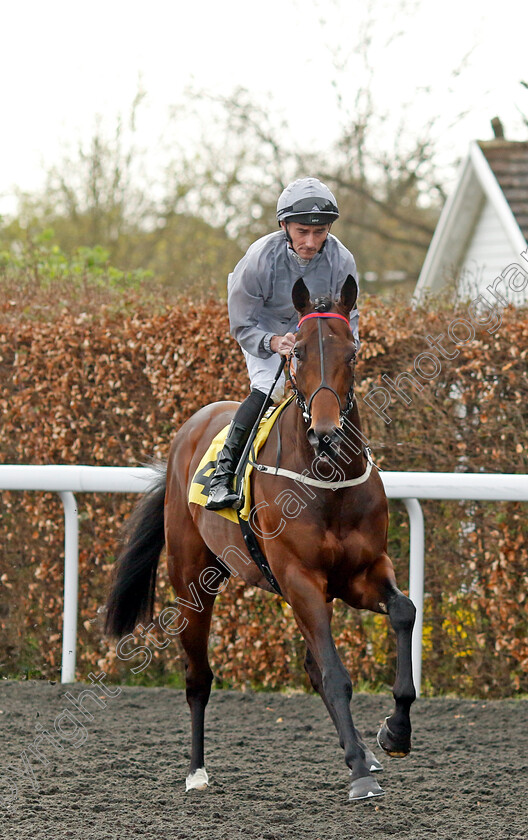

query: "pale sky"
xmin=1 ymin=0 xmax=527 ymax=217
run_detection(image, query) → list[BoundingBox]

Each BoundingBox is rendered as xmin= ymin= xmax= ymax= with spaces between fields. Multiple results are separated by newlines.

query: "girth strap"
xmin=237 ymin=513 xmax=283 ymax=596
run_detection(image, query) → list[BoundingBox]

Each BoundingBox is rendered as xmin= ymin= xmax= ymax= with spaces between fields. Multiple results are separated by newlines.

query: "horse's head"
xmin=291 ymin=275 xmax=358 ymax=457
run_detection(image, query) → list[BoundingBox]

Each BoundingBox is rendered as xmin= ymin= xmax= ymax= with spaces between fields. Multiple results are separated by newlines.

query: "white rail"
xmin=383 ymin=471 xmax=528 ymax=695
xmin=0 ymin=467 xmax=156 ymax=683
xmin=1 ymin=466 xmax=527 ymax=693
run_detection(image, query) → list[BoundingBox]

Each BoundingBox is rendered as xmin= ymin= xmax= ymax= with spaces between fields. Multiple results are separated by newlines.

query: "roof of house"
xmin=413 ymin=137 xmax=528 ymax=299
xmin=478 ymin=140 xmax=528 ymax=241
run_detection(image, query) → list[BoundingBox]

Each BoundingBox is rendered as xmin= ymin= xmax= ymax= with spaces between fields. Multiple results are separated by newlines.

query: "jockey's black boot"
xmin=205 ymin=389 xmax=267 ymax=511
xmin=204 ymin=421 xmax=251 ymax=511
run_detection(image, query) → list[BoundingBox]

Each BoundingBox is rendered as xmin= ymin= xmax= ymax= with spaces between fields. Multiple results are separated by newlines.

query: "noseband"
xmin=289 ymin=311 xmax=355 ymax=424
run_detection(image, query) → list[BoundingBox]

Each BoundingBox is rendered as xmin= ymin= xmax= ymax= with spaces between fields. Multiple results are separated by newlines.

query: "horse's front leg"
xmin=304 ymin=647 xmax=383 ymax=773
xmin=377 ymin=584 xmax=416 ymax=757
xmin=304 ymin=608 xmax=383 ymax=774
xmin=287 ymin=576 xmax=384 ymax=801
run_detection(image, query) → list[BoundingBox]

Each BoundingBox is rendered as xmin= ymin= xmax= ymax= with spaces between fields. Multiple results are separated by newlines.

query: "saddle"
xmin=188 ymin=395 xmax=294 ymax=523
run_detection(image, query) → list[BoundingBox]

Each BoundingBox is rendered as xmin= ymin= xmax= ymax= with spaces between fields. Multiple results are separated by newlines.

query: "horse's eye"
xmin=346 ymin=352 xmax=356 ymax=365
xmin=293 ymin=347 xmax=301 ymax=359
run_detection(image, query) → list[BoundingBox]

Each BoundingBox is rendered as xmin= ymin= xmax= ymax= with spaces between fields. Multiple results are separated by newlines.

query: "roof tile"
xmin=478 ymin=140 xmax=528 ymax=241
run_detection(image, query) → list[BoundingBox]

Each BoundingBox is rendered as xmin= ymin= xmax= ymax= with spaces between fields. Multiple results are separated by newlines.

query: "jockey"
xmin=205 ymin=176 xmax=360 ymax=511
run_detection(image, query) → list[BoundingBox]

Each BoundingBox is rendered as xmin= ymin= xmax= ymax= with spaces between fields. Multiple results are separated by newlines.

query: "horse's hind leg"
xmin=377 ymin=584 xmax=416 ymax=758
xmin=179 ymin=592 xmax=217 ymax=791
xmin=167 ymin=535 xmax=224 ymax=792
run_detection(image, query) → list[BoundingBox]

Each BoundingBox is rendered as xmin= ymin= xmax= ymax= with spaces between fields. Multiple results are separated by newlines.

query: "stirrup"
xmin=205 ymin=482 xmax=243 ymax=511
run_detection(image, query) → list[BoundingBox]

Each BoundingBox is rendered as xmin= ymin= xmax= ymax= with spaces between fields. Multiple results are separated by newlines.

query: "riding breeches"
xmin=242 ymin=349 xmax=286 ymax=403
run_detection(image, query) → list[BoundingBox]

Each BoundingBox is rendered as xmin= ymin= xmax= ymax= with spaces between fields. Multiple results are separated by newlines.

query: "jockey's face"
xmin=281 ymin=221 xmax=331 ymax=260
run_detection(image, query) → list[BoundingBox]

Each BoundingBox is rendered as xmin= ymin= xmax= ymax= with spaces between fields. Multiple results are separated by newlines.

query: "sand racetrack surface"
xmin=1 ymin=680 xmax=527 ymax=840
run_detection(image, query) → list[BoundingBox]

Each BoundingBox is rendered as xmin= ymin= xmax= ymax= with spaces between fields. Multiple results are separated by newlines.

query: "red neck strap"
xmin=297 ymin=312 xmax=350 ymax=330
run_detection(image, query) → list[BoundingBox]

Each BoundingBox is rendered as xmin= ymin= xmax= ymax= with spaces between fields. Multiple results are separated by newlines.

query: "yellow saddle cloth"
xmin=188 ymin=395 xmax=294 ymax=522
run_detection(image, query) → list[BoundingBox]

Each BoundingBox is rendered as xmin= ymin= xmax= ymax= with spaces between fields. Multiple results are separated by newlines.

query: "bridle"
xmin=288 ymin=311 xmax=356 ymax=425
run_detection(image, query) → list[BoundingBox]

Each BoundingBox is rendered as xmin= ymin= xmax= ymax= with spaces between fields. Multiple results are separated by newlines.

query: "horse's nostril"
xmin=307 ymin=427 xmax=340 ymax=454
xmin=307 ymin=427 xmax=343 ymax=459
xmin=307 ymin=428 xmax=318 ymax=448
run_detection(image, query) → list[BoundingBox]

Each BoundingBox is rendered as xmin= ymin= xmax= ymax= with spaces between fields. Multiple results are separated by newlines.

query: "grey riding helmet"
xmin=276 ymin=177 xmax=339 ymax=225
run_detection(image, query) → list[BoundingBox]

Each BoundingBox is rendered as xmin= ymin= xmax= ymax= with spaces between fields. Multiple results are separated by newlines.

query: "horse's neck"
xmin=287 ymin=401 xmax=368 ymax=479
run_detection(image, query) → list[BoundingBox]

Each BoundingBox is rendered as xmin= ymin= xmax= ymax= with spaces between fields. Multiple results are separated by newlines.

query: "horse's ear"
xmin=292 ymin=277 xmax=311 ymax=315
xmin=339 ymin=275 xmax=358 ymax=313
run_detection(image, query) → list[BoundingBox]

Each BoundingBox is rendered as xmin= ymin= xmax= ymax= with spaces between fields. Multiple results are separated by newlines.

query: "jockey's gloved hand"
xmin=271 ymin=333 xmax=295 ymax=356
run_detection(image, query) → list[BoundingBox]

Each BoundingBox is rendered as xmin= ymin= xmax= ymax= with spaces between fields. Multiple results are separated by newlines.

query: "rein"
xmin=289 ymin=312 xmax=355 ymax=424
xmin=241 ymin=312 xmax=363 ymax=595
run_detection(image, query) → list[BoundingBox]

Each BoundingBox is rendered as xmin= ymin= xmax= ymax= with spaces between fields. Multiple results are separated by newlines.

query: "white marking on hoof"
xmin=364 ymin=748 xmax=383 ymax=773
xmin=349 ymin=776 xmax=385 ymax=802
xmin=185 ymin=767 xmax=209 ymax=791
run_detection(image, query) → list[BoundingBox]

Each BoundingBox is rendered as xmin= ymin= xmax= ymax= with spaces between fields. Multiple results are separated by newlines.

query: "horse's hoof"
xmin=364 ymin=747 xmax=383 ymax=773
xmin=185 ymin=767 xmax=209 ymax=791
xmin=377 ymin=717 xmax=411 ymax=758
xmin=349 ymin=776 xmax=385 ymax=802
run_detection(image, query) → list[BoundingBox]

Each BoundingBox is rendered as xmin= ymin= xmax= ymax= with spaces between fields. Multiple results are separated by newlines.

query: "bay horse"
xmin=105 ymin=276 xmax=416 ymax=802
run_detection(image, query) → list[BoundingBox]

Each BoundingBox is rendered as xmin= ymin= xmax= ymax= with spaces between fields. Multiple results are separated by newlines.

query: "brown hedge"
xmin=0 ymin=296 xmax=527 ymax=696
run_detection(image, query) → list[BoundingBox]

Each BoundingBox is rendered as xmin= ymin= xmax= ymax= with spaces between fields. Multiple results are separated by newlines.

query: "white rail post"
xmin=59 ymin=492 xmax=79 ymax=683
xmin=402 ymin=498 xmax=425 ymax=698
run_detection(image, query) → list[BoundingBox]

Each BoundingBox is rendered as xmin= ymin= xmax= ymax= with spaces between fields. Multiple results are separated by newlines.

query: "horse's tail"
xmin=105 ymin=464 xmax=167 ymax=638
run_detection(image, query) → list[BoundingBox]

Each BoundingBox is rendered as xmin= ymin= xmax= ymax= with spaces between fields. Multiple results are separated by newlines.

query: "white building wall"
xmin=415 ymin=143 xmax=528 ymax=305
xmin=458 ymin=199 xmax=520 ymax=300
